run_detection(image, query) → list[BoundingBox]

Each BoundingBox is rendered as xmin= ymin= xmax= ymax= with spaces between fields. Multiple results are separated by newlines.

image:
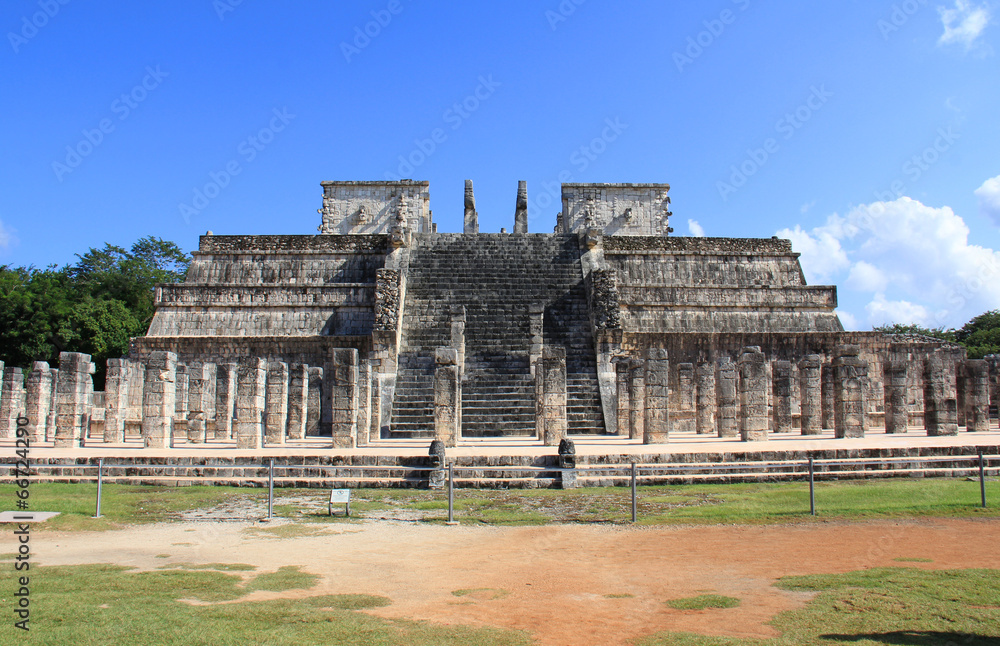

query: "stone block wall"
xmin=560 ymin=183 xmax=672 ymax=236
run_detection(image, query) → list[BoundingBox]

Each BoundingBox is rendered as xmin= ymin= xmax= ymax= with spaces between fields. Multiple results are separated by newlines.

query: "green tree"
xmin=872 ymin=322 xmax=957 ymax=342
xmin=954 ymin=309 xmax=1000 ymax=359
xmin=0 ymin=236 xmax=190 ymax=388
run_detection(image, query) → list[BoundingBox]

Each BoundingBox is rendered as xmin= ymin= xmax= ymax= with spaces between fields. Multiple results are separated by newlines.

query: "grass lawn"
xmin=2 ymin=478 xmax=998 ymax=530
xmin=0 ymin=561 xmax=532 ymax=646
xmin=639 ymin=567 xmax=1000 ymax=646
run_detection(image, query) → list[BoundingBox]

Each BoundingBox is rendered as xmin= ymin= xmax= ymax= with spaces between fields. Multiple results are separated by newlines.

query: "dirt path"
xmin=30 ymin=518 xmax=1000 ymax=645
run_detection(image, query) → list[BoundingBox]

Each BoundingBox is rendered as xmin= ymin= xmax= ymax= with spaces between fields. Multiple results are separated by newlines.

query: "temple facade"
xmin=2 ymin=180 xmax=996 ymax=449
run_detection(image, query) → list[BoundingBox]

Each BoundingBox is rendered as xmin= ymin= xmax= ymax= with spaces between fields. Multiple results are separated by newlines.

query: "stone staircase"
xmin=388 ymin=233 xmax=605 ymax=439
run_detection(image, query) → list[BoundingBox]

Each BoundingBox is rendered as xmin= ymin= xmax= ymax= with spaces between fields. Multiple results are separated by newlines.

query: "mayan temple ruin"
xmin=2 ymin=180 xmax=999 ymax=453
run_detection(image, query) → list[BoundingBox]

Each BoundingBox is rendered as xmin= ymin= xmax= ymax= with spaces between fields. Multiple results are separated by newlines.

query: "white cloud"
xmin=779 ymin=197 xmax=1000 ymax=329
xmin=866 ymin=294 xmax=932 ymax=327
xmin=0 ymin=219 xmax=14 ymax=251
xmin=938 ymin=0 xmax=992 ymax=49
xmin=775 ymin=224 xmax=849 ymax=283
xmin=836 ymin=309 xmax=859 ymax=331
xmin=975 ymin=174 xmax=1000 ymax=226
xmin=687 ymin=219 xmax=705 ymax=237
xmin=800 ymin=200 xmax=817 ymax=214
xmin=847 ymin=261 xmax=888 ymax=292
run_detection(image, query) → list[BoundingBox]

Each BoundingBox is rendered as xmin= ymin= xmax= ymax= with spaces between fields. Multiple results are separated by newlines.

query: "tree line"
xmin=0 ymin=237 xmax=189 ymax=387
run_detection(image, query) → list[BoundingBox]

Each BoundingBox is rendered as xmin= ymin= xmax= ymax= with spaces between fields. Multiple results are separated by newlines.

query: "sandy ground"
xmin=26 ymin=515 xmax=1000 ymax=646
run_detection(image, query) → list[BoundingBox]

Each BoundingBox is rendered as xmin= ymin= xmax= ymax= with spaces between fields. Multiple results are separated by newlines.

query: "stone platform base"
xmin=5 ymin=428 xmax=999 ymax=489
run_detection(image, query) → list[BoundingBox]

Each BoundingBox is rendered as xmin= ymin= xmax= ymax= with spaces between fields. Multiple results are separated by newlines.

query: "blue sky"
xmin=2 ymin=0 xmax=999 ymax=331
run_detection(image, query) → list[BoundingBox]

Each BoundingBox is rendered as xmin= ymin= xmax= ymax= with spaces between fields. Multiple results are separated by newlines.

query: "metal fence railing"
xmin=70 ymin=453 xmax=998 ymax=522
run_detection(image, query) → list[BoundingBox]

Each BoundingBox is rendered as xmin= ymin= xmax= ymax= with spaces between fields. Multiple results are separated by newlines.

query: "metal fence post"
xmin=631 ymin=461 xmax=637 ymax=523
xmin=809 ymin=457 xmax=816 ymax=516
xmin=93 ymin=458 xmax=104 ymax=519
xmin=267 ymin=458 xmax=274 ymax=520
xmin=446 ymin=462 xmax=459 ymax=525
xmin=980 ymin=452 xmax=987 ymax=509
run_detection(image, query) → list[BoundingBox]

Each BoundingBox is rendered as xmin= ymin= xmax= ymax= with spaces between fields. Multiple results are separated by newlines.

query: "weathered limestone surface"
xmin=964 ymin=360 xmax=990 ymax=432
xmin=24 ymin=362 xmax=52 ymax=442
xmin=104 ymin=359 xmax=128 ymax=442
xmin=264 ymin=361 xmax=289 ymax=445
xmin=883 ymin=360 xmax=909 ymax=434
xmin=560 ymin=183 xmax=672 ymax=236
xmin=142 ymin=351 xmax=176 ymax=449
xmin=924 ymin=352 xmax=958 ymax=436
xmin=235 ymin=357 xmax=267 ymax=449
xmin=54 ymin=354 xmax=93 ymax=448
xmin=46 ymin=369 xmax=58 ymax=440
xmin=464 ymin=179 xmax=479 ymax=234
xmin=695 ymin=362 xmax=715 ymax=435
xmin=186 ymin=362 xmax=212 ymax=444
xmin=674 ymin=362 xmax=695 ymax=433
xmin=615 ymin=358 xmax=630 ymax=437
xmin=286 ymin=364 xmax=309 ymax=440
xmin=174 ymin=364 xmax=189 ymax=425
xmin=643 ymin=348 xmax=670 ymax=443
xmin=513 ymin=180 xmax=528 ymax=234
xmin=738 ymin=347 xmax=768 ymax=442
xmin=434 ymin=348 xmax=460 ymax=447
xmin=821 ymin=364 xmax=835 ymax=429
xmin=330 ymin=349 xmax=358 ymax=448
xmin=833 ymin=345 xmax=868 ymax=439
xmin=771 ymin=360 xmax=793 ymax=433
xmin=214 ymin=363 xmax=237 ymax=440
xmin=540 ymin=347 xmax=567 ymax=446
xmin=307 ymin=367 xmax=323 ymax=436
xmin=798 ymin=355 xmax=822 ymax=435
xmin=715 ymin=358 xmax=738 ymax=438
xmin=629 ymin=359 xmax=645 ymax=442
xmin=0 ymin=365 xmax=25 ymax=438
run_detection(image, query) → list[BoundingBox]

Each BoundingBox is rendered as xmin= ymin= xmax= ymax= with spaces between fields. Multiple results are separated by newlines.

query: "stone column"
xmin=821 ymin=363 xmax=835 ymax=429
xmin=529 ymin=304 xmax=544 ymax=377
xmin=307 ymin=367 xmax=323 ymax=436
xmin=54 ymin=354 xmax=93 ymax=448
xmin=125 ymin=360 xmax=144 ymax=433
xmin=286 ymin=364 xmax=309 ymax=440
xmin=771 ymin=360 xmax=793 ymax=433
xmin=615 ymin=358 xmax=630 ymax=437
xmin=798 ymin=355 xmax=823 ymax=435
xmin=141 ymin=351 xmax=176 ymax=449
xmin=628 ymin=359 xmax=645 ymax=442
xmin=695 ymin=362 xmax=715 ymax=435
xmin=643 ymin=348 xmax=670 ymax=444
xmin=964 ymin=359 xmax=990 ymax=432
xmin=0 ymin=367 xmax=25 ymax=438
xmin=513 ymin=180 xmax=528 ymax=234
xmin=357 ymin=360 xmax=372 ymax=446
xmin=715 ymin=358 xmax=738 ymax=438
xmin=463 ymin=179 xmax=479 ymax=234
xmin=46 ymin=369 xmax=58 ymax=441
xmin=833 ymin=345 xmax=868 ymax=438
xmin=104 ymin=359 xmax=128 ymax=443
xmin=186 ymin=362 xmax=212 ymax=444
xmin=214 ymin=363 xmax=237 ymax=440
xmin=451 ymin=306 xmax=466 ymax=378
xmin=24 ymin=362 xmax=52 ymax=443
xmin=956 ymin=365 xmax=968 ymax=428
xmin=674 ymin=363 xmax=695 ymax=433
xmin=540 ymin=347 xmax=567 ymax=446
xmin=434 ymin=348 xmax=460 ymax=447
xmin=264 ymin=361 xmax=289 ymax=446
xmin=330 ymin=349 xmax=358 ymax=448
xmin=883 ymin=360 xmax=909 ymax=434
xmin=173 ymin=364 xmax=189 ymax=442
xmin=738 ymin=346 xmax=768 ymax=442
xmin=923 ymin=352 xmax=958 ymax=436
xmin=235 ymin=357 xmax=267 ymax=449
